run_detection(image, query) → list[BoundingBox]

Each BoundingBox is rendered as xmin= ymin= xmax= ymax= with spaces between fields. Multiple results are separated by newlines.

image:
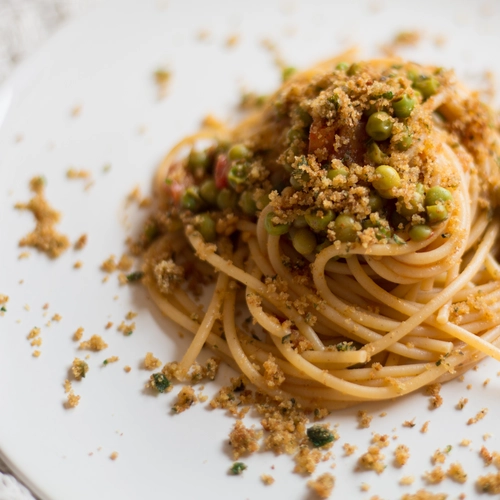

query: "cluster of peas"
xmin=179 ymin=143 xmax=267 ymax=242
xmin=176 ymin=64 xmax=449 ymax=252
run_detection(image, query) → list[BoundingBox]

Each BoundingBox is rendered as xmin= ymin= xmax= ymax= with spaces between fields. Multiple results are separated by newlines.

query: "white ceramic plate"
xmin=1 ymin=1 xmax=500 ymax=499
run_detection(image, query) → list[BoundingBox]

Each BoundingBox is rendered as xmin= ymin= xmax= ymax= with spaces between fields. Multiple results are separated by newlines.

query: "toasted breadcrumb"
xmin=394 ymin=445 xmax=410 ymax=467
xmin=110 ymin=452 xmax=119 ymax=460
xmin=15 ymin=176 xmax=70 ymax=258
xmin=144 ymin=352 xmax=162 ymax=370
xmin=70 ymin=105 xmax=82 ymax=117
xmin=357 ymin=446 xmax=385 ymax=474
xmin=105 ymin=322 xmax=113 ymax=329
xmin=460 ymin=439 xmax=471 ymax=447
xmin=262 ymin=354 xmax=285 ymax=388
xmin=33 ymin=350 xmax=41 ymax=357
xmin=426 ymin=383 xmax=443 ymax=409
xmin=261 ymin=474 xmax=275 ymax=485
xmin=172 ymin=386 xmax=197 ymax=414
xmin=64 ymin=379 xmax=72 ymax=393
xmin=420 ymin=421 xmax=430 ymax=433
xmin=307 ymin=472 xmax=335 ymax=499
xmin=357 ymin=410 xmax=373 ymax=428
xmin=65 ymin=391 xmax=80 ymax=408
xmin=101 ymin=255 xmax=117 ymax=273
xmin=74 ymin=234 xmax=87 ymax=250
xmin=399 ymin=476 xmax=415 ymax=485
xmin=27 ymin=327 xmax=41 ymax=339
xmin=432 ymin=446 xmax=451 ymax=464
xmin=52 ymin=313 xmax=62 ymax=322
xmin=0 ymin=295 xmax=8 ymax=305
xmin=18 ymin=251 xmax=30 ymax=259
xmin=117 ymin=254 xmax=133 ymax=272
xmin=467 ymin=408 xmax=488 ymax=425
xmin=477 ymin=471 xmax=500 ymax=493
xmin=73 ymin=261 xmax=83 ymax=269
xmin=154 ymin=68 xmax=171 ymax=99
xmin=124 ymin=365 xmax=132 ymax=373
xmin=71 ymin=358 xmax=89 ymax=379
xmin=79 ymin=335 xmax=108 ymax=351
xmin=30 ymin=338 xmax=42 ymax=347
xmin=228 ymin=420 xmax=261 ymax=459
xmin=117 ymin=321 xmax=135 ymax=336
xmin=423 ymin=466 xmax=445 ymax=484
xmin=66 ymin=168 xmax=90 ymax=179
xmin=456 ymin=397 xmax=468 ymax=409
xmin=403 ymin=418 xmax=416 ymax=428
xmin=372 ymin=434 xmax=390 ymax=448
xmin=360 ymin=483 xmax=370 ymax=491
xmin=73 ymin=327 xmax=84 ymax=341
xmin=446 ymin=462 xmax=467 ymax=483
xmin=401 ymin=490 xmax=447 ymax=500
xmin=343 ymin=443 xmax=357 ymax=456
xmin=293 ymin=446 xmax=322 ymax=474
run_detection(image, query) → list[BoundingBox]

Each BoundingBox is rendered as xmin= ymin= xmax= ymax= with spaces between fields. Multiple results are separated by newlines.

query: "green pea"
xmin=292 ymin=227 xmax=317 ymax=255
xmin=228 ymin=144 xmax=251 ymax=161
xmin=347 ymin=62 xmax=361 ymax=76
xmin=424 ymin=186 xmax=453 ymax=206
xmin=372 ymin=165 xmax=401 ymax=191
xmin=368 ymin=191 xmax=384 ymax=213
xmin=282 ymin=66 xmax=297 ymax=82
xmin=305 ymin=209 xmax=334 ymax=231
xmin=334 ymin=214 xmax=358 ymax=242
xmin=366 ymin=111 xmax=393 ymax=141
xmin=199 ymin=179 xmax=218 ymax=205
xmin=239 ymin=191 xmax=257 ymax=216
xmin=217 ymin=188 xmax=238 ymax=210
xmin=416 ymin=183 xmax=425 ymax=195
xmin=409 ymin=224 xmax=432 ymax=242
xmin=327 ymin=168 xmax=349 ymax=181
xmin=228 ymin=163 xmax=249 ymax=191
xmin=392 ymin=94 xmax=415 ymax=118
xmin=413 ymin=76 xmax=439 ymax=99
xmin=395 ymin=133 xmax=413 ymax=151
xmin=265 ymin=212 xmax=290 ymax=236
xmin=188 ymin=150 xmax=209 ymax=172
xmin=397 ymin=191 xmax=424 ymax=217
xmin=293 ymin=215 xmax=309 ymax=228
xmin=426 ymin=204 xmax=448 ymax=224
xmin=367 ymin=142 xmax=389 ymax=165
xmin=335 ymin=62 xmax=349 ymax=71
xmin=181 ymin=186 xmax=204 ymax=212
xmin=256 ymin=193 xmax=270 ymax=210
xmin=290 ymin=169 xmax=310 ymax=189
xmin=195 ymin=213 xmax=216 ymax=242
xmin=407 ymin=69 xmax=419 ymax=82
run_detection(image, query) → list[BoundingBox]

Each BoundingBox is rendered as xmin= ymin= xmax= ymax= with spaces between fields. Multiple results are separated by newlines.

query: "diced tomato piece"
xmin=214 ymin=153 xmax=230 ymax=189
xmin=164 ymin=180 xmax=183 ymax=204
xmin=308 ymin=119 xmax=337 ymax=156
xmin=332 ymin=120 xmax=369 ymax=165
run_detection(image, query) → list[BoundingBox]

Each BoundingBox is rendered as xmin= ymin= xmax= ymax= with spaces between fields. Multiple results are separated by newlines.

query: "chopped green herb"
xmin=281 ymin=334 xmax=291 ymax=344
xmin=0 ymin=306 xmax=6 ymax=312
xmin=151 ymin=373 xmax=170 ymax=393
xmin=307 ymin=425 xmax=335 ymax=447
xmin=126 ymin=271 xmax=144 ymax=282
xmin=282 ymin=66 xmax=297 ymax=82
xmin=165 ymin=178 xmax=173 ymax=185
xmin=103 ymin=359 xmax=108 ymax=365
xmin=230 ymin=462 xmax=247 ymax=475
xmin=102 ymin=164 xmax=111 ymax=173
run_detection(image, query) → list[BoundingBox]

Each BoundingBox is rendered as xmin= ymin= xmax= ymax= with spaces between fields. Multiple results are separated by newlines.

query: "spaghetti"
xmin=141 ymin=54 xmax=500 ymax=410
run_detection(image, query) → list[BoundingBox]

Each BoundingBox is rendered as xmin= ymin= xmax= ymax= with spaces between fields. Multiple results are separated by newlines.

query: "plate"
xmin=1 ymin=0 xmax=500 ymax=499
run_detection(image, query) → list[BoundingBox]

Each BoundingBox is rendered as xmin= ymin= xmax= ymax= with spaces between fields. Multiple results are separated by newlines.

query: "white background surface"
xmin=1 ymin=1 xmax=500 ymax=499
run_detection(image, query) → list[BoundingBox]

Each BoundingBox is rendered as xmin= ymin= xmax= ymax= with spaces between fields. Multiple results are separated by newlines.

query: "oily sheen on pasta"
xmin=142 ymin=55 xmax=500 ymax=410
